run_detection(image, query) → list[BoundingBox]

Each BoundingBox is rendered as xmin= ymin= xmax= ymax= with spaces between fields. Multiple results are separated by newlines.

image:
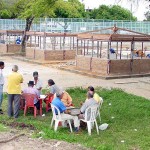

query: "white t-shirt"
xmin=34 ymin=79 xmax=42 ymax=94
xmin=0 ymin=69 xmax=4 ymax=85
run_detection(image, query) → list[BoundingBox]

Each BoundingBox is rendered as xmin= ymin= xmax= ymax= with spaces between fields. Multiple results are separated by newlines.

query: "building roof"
xmin=77 ymin=26 xmax=150 ymax=42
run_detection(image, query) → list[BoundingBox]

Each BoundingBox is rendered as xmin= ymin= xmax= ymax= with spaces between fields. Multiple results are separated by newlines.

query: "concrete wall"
xmin=26 ymin=47 xmax=35 ymax=59
xmin=76 ymin=55 xmax=150 ymax=76
xmin=109 ymin=59 xmax=150 ymax=75
xmin=7 ymin=44 xmax=21 ymax=53
xmin=76 ymin=55 xmax=108 ymax=75
xmin=26 ymin=48 xmax=77 ymax=60
xmin=76 ymin=55 xmax=91 ymax=71
xmin=91 ymin=57 xmax=108 ymax=75
xmin=0 ymin=44 xmax=7 ymax=53
xmin=0 ymin=44 xmax=21 ymax=53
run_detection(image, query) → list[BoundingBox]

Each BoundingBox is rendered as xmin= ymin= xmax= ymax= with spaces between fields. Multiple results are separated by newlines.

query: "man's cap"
xmin=33 ymin=71 xmax=38 ymax=77
xmin=28 ymin=81 xmax=34 ymax=85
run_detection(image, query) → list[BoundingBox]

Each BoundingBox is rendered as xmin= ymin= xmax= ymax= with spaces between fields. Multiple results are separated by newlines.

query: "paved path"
xmin=1 ymin=56 xmax=150 ymax=100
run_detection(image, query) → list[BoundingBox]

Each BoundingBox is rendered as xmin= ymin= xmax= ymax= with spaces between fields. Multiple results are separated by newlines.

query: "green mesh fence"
xmin=0 ymin=18 xmax=150 ymax=34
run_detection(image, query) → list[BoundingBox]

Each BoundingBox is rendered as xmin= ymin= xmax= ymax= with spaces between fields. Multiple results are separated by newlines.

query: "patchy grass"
xmin=0 ymin=123 xmax=7 ymax=132
xmin=0 ymin=87 xmax=150 ymax=150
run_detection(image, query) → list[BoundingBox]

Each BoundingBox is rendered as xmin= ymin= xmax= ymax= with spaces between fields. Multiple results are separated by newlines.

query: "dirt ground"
xmin=0 ymin=129 xmax=89 ymax=150
xmin=1 ymin=56 xmax=150 ymax=99
xmin=0 ymin=56 xmax=150 ymax=149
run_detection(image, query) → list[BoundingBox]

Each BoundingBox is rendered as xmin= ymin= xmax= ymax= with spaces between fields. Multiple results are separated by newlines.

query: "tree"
xmin=145 ymin=11 xmax=150 ymax=21
xmin=54 ymin=0 xmax=85 ymax=18
xmin=115 ymin=0 xmax=150 ymax=21
xmin=0 ymin=0 xmax=14 ymax=18
xmin=0 ymin=9 xmax=12 ymax=18
xmin=12 ymin=0 xmax=58 ymax=53
xmin=12 ymin=0 xmax=85 ymax=52
xmin=53 ymin=0 xmax=85 ymax=33
xmin=89 ymin=5 xmax=137 ymax=21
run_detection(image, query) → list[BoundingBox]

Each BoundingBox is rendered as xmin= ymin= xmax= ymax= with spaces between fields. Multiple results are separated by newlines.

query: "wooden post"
xmin=120 ymin=42 xmax=122 ymax=60
xmin=38 ymin=36 xmax=39 ymax=47
xmin=43 ymin=33 xmax=46 ymax=50
xmin=142 ymin=42 xmax=143 ymax=59
xmin=73 ymin=36 xmax=75 ymax=49
xmin=84 ymin=40 xmax=86 ymax=56
xmin=87 ymin=40 xmax=89 ymax=55
xmin=60 ymin=37 xmax=62 ymax=50
xmin=81 ymin=39 xmax=83 ymax=55
xmin=35 ymin=35 xmax=36 ymax=49
xmin=100 ymin=41 xmax=102 ymax=58
xmin=40 ymin=36 xmax=41 ymax=49
xmin=30 ymin=35 xmax=32 ymax=48
xmin=8 ymin=34 xmax=10 ymax=44
xmin=116 ymin=42 xmax=118 ymax=59
xmin=76 ymin=39 xmax=78 ymax=56
xmin=92 ymin=37 xmax=94 ymax=57
xmin=131 ymin=38 xmax=135 ymax=59
xmin=70 ymin=36 xmax=72 ymax=50
xmin=107 ymin=41 xmax=110 ymax=59
xmin=97 ymin=41 xmax=99 ymax=58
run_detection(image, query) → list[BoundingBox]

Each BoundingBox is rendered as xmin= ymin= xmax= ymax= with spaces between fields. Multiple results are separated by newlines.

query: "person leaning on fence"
xmin=0 ymin=61 xmax=5 ymax=114
xmin=7 ymin=65 xmax=23 ymax=119
xmin=52 ymin=90 xmax=80 ymax=132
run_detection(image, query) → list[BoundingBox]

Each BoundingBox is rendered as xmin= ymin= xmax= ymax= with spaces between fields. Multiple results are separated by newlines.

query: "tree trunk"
xmin=21 ymin=17 xmax=34 ymax=53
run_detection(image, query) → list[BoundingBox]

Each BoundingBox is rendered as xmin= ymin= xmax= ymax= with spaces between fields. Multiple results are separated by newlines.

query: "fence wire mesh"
xmin=0 ymin=18 xmax=150 ymax=34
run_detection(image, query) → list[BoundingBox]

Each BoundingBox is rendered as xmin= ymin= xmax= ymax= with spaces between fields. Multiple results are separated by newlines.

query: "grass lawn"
xmin=0 ymin=87 xmax=150 ymax=150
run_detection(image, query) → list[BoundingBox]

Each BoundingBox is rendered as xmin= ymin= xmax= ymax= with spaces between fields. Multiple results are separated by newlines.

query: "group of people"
xmin=0 ymin=61 xmax=102 ymax=132
xmin=0 ymin=62 xmax=74 ymax=118
xmin=51 ymin=85 xmax=102 ymax=132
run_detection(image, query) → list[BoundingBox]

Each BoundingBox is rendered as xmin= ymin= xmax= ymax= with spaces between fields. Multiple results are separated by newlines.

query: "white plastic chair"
xmin=97 ymin=97 xmax=103 ymax=122
xmin=80 ymin=104 xmax=99 ymax=135
xmin=51 ymin=104 xmax=73 ymax=132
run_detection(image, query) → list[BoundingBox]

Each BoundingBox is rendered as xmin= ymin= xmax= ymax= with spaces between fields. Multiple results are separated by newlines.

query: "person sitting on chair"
xmin=52 ymin=90 xmax=80 ymax=132
xmin=23 ymin=81 xmax=40 ymax=110
xmin=44 ymin=79 xmax=60 ymax=110
xmin=47 ymin=79 xmax=60 ymax=97
xmin=61 ymin=91 xmax=73 ymax=107
xmin=88 ymin=86 xmax=102 ymax=103
xmin=79 ymin=91 xmax=98 ymax=119
xmin=33 ymin=71 xmax=42 ymax=95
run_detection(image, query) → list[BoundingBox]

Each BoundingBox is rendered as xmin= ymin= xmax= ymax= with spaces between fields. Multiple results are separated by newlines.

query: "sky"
xmin=79 ymin=0 xmax=149 ymax=21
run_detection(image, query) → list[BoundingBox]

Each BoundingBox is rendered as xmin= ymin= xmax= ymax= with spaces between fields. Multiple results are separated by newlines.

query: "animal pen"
xmin=0 ymin=30 xmax=24 ymax=53
xmin=76 ymin=26 xmax=150 ymax=77
xmin=0 ymin=30 xmax=78 ymax=60
xmin=25 ymin=31 xmax=78 ymax=60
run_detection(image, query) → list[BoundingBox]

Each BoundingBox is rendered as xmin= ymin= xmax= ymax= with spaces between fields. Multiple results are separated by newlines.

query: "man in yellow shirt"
xmin=7 ymin=65 xmax=23 ymax=119
xmin=88 ymin=86 xmax=101 ymax=103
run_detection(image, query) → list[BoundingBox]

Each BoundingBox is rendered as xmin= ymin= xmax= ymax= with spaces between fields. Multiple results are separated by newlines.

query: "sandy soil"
xmin=0 ymin=130 xmax=89 ymax=150
xmin=1 ymin=56 xmax=150 ymax=100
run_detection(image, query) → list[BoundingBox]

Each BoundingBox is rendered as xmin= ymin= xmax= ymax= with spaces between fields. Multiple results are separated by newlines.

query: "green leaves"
xmin=89 ymin=4 xmax=137 ymax=21
xmin=54 ymin=0 xmax=85 ymax=18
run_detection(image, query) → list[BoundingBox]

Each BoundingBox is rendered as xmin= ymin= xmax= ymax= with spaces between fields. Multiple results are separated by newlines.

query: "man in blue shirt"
xmin=52 ymin=91 xmax=80 ymax=132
